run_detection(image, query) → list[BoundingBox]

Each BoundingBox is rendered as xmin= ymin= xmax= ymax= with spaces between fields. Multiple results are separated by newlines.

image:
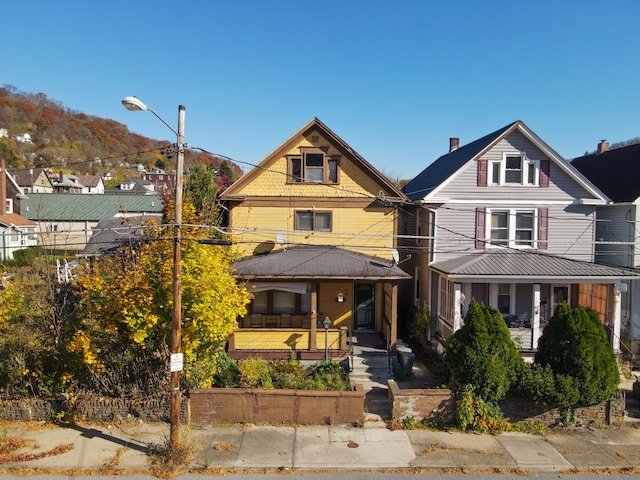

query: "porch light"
xmin=323 ymin=316 xmax=331 ymax=361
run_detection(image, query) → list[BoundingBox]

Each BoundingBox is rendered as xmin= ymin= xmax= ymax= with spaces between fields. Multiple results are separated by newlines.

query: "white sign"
xmin=170 ymin=353 xmax=184 ymax=372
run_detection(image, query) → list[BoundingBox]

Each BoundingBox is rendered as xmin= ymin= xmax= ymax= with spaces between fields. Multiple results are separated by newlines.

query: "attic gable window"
xmin=288 ymin=150 xmax=339 ymax=184
xmin=480 ymin=154 xmax=548 ymax=187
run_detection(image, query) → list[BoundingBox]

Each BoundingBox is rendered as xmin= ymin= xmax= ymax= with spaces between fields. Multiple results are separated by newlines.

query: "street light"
xmin=122 ymin=96 xmax=185 ymax=450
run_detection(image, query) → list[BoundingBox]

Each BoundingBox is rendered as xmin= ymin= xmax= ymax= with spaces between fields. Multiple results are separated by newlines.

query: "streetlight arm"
xmin=121 ymin=96 xmax=179 ymax=137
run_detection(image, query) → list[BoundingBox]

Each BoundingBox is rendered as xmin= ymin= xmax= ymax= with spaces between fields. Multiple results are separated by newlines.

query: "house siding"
xmin=595 ymin=204 xmax=637 ymax=269
xmin=436 ymin=133 xmax=599 ymax=203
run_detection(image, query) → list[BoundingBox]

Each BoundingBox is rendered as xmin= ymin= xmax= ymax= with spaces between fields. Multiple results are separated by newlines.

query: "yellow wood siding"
xmin=230 ymin=205 xmax=396 ymax=258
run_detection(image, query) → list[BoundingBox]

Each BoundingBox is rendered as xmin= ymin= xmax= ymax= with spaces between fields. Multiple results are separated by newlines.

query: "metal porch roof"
xmin=233 ymin=245 xmax=411 ymax=281
xmin=431 ymin=249 xmax=639 ymax=283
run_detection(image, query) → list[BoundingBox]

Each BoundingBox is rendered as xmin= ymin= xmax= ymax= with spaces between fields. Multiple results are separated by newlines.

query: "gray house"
xmin=572 ymin=140 xmax=640 ymax=359
xmin=400 ymin=121 xmax=637 ymax=353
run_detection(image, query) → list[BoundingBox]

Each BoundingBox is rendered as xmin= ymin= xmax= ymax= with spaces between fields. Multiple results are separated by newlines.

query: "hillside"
xmin=0 ymin=85 xmax=241 ymax=187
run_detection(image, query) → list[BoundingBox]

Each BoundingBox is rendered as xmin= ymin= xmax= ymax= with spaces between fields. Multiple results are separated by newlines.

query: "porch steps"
xmin=349 ymin=336 xmax=394 ymax=422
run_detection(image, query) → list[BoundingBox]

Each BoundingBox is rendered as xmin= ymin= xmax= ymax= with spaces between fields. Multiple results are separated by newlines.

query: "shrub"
xmin=515 ymin=363 xmax=580 ymax=407
xmin=268 ymin=359 xmax=306 ymax=389
xmin=306 ymin=361 xmax=351 ymax=391
xmin=454 ymin=385 xmax=504 ymax=432
xmin=213 ymin=350 xmax=239 ymax=387
xmin=535 ymin=303 xmax=619 ymax=405
xmin=444 ymin=299 xmax=524 ymax=402
xmin=237 ymin=357 xmax=273 ymax=389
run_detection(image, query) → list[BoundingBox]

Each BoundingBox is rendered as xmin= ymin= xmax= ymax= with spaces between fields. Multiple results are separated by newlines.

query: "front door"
xmin=354 ymin=283 xmax=375 ymax=330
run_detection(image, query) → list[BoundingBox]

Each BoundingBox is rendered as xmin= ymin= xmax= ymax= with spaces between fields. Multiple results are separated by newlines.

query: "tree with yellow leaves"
xmin=71 ymin=199 xmax=250 ymax=396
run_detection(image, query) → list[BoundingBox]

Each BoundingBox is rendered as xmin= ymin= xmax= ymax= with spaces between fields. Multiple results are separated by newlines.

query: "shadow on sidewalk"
xmin=66 ymin=424 xmax=151 ymax=453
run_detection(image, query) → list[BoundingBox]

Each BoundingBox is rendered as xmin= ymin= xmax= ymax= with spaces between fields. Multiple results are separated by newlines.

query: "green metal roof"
xmin=20 ymin=193 xmax=164 ymax=221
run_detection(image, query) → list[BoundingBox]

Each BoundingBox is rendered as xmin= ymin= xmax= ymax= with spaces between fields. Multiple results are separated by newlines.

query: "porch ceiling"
xmin=232 ymin=245 xmax=411 ymax=281
xmin=431 ymin=249 xmax=640 ymax=283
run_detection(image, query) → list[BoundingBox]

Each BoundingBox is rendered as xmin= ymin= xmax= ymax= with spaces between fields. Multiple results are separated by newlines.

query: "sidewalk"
xmin=1 ymin=420 xmax=640 ymax=473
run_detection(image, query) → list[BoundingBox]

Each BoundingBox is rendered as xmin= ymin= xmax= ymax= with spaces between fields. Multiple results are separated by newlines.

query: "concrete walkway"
xmin=2 ymin=421 xmax=640 ymax=473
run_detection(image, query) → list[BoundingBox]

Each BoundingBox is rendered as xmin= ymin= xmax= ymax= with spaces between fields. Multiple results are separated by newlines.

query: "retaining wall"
xmin=189 ymin=384 xmax=365 ymax=425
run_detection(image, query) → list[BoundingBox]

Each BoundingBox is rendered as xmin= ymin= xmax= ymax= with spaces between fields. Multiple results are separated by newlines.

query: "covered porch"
xmin=229 ymin=245 xmax=410 ymax=360
xmin=430 ymin=249 xmax=639 ymax=353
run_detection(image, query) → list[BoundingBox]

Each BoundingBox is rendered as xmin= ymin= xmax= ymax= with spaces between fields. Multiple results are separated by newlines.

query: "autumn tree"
xmin=70 ymin=200 xmax=250 ymax=395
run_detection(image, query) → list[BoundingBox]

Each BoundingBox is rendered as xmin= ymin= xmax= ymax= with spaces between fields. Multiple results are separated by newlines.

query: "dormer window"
xmin=288 ymin=149 xmax=339 ymax=184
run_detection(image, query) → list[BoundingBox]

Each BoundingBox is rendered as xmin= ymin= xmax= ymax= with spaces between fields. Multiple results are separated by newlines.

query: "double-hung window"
xmin=295 ymin=210 xmax=332 ymax=231
xmin=488 ymin=153 xmax=540 ymax=186
xmin=289 ymin=149 xmax=339 ymax=184
xmin=488 ymin=209 xmax=536 ymax=248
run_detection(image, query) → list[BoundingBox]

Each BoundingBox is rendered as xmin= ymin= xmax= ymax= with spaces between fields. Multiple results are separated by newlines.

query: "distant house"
xmin=106 ymin=177 xmax=156 ymax=195
xmin=14 ymin=133 xmax=32 ymax=143
xmin=572 ymin=140 xmax=640 ymax=359
xmin=76 ymin=174 xmax=105 ymax=194
xmin=400 ymin=121 xmax=638 ymax=354
xmin=0 ymin=128 xmax=7 ymax=138
xmin=51 ymin=173 xmax=84 ymax=194
xmin=0 ymin=170 xmax=38 ymax=260
xmin=130 ymin=163 xmax=146 ymax=173
xmin=141 ymin=171 xmax=176 ymax=195
xmin=0 ymin=213 xmax=38 ymax=261
xmin=8 ymin=168 xmax=54 ymax=194
xmin=20 ymin=193 xmax=163 ymax=251
xmin=79 ymin=216 xmax=157 ymax=258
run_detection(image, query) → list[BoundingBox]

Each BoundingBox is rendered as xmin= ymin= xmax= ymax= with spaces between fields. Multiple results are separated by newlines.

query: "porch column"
xmin=389 ymin=283 xmax=398 ymax=347
xmin=309 ymin=288 xmax=318 ymax=352
xmin=453 ymin=283 xmax=463 ymax=332
xmin=613 ymin=285 xmax=622 ymax=354
xmin=532 ymin=283 xmax=541 ymax=349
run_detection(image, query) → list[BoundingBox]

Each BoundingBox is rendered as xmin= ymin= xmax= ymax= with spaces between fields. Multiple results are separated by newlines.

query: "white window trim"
xmin=491 ymin=283 xmax=515 ymax=316
xmin=489 ymin=153 xmax=540 ymax=186
xmin=486 ymin=208 xmax=538 ymax=249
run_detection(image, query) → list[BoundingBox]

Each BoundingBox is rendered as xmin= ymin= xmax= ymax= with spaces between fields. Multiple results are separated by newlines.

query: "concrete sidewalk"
xmin=2 ymin=421 xmax=640 ymax=473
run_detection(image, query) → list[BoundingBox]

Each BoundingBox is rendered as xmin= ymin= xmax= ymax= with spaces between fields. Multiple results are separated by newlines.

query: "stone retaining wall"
xmin=189 ymin=384 xmax=365 ymax=425
xmin=0 ymin=394 xmax=180 ymax=423
xmin=388 ymin=380 xmax=626 ymax=427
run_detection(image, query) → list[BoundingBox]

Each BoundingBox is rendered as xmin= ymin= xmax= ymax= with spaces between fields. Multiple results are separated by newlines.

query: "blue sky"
xmin=3 ymin=0 xmax=639 ymax=180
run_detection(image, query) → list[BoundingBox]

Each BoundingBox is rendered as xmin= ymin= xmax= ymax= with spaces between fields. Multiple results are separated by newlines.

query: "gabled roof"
xmin=76 ymin=174 xmax=103 ymax=188
xmin=233 ymin=245 xmax=411 ymax=281
xmin=7 ymin=168 xmax=51 ymax=188
xmin=222 ymin=117 xmax=406 ymax=201
xmin=431 ymin=249 xmax=638 ymax=282
xmin=0 ymin=213 xmax=37 ymax=228
xmin=79 ymin=216 xmax=155 ymax=257
xmin=403 ymin=120 xmax=607 ymax=203
xmin=571 ymin=143 xmax=640 ymax=203
xmin=20 ymin=193 xmax=163 ymax=221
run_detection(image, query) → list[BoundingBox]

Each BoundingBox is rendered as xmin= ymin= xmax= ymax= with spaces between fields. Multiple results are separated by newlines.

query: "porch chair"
xmin=250 ymin=313 xmax=263 ymax=328
xmin=280 ymin=313 xmax=292 ymax=327
xmin=265 ymin=314 xmax=278 ymax=328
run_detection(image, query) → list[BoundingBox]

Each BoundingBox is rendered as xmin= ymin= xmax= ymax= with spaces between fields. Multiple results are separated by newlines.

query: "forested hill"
xmin=0 ymin=85 xmax=242 ymax=184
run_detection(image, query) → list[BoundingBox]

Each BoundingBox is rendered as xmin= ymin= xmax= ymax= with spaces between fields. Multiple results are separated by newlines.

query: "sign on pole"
xmin=170 ymin=353 xmax=183 ymax=372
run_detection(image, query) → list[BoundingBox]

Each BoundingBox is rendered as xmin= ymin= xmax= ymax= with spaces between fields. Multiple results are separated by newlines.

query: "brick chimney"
xmin=449 ymin=137 xmax=460 ymax=152
xmin=597 ymin=139 xmax=609 ymax=153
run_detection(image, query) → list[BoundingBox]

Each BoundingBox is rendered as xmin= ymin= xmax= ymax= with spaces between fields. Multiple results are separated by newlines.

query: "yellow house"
xmin=221 ymin=118 xmax=410 ymax=360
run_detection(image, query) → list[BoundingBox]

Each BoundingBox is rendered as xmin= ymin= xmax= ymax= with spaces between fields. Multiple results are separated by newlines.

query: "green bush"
xmin=214 ymin=357 xmax=352 ymax=391
xmin=213 ymin=350 xmax=239 ymax=388
xmin=444 ymin=299 xmax=524 ymax=402
xmin=515 ymin=363 xmax=580 ymax=407
xmin=535 ymin=303 xmax=619 ymax=406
